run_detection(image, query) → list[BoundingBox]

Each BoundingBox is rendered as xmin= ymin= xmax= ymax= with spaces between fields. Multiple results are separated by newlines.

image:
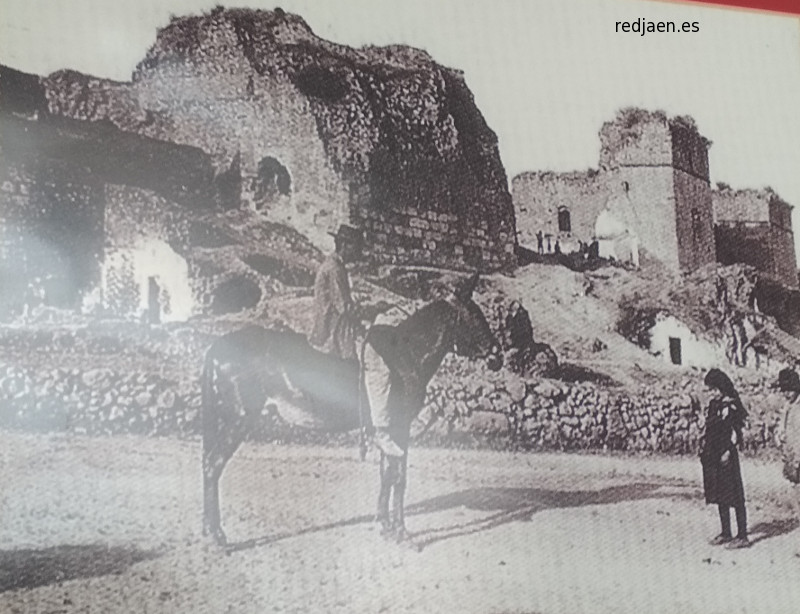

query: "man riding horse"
xmin=310 ymin=224 xmax=405 ymax=458
xmin=200 ymin=228 xmax=503 ymax=545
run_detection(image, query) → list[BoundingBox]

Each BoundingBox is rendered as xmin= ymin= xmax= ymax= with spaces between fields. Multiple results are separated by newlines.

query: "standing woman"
xmin=700 ymin=368 xmax=750 ymax=549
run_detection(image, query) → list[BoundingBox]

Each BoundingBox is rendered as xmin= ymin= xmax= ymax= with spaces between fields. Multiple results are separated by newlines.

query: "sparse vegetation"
xmin=616 ymin=294 xmax=660 ymax=348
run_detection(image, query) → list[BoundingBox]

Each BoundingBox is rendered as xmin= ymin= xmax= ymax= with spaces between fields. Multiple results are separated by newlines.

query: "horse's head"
xmin=447 ymin=273 xmax=503 ymax=372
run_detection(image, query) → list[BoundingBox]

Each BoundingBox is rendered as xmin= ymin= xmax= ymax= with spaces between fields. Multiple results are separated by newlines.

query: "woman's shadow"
xmin=747 ymin=517 xmax=800 ymax=546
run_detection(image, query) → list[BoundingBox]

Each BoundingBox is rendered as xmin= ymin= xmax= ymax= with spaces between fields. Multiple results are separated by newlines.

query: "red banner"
xmin=682 ymin=0 xmax=800 ymax=15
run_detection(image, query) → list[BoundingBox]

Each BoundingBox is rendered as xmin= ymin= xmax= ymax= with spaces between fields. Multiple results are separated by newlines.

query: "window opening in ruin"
xmin=669 ymin=337 xmax=682 ymax=365
xmin=691 ymin=209 xmax=702 ymax=242
xmin=557 ymin=208 xmax=571 ymax=233
xmin=147 ymin=276 xmax=161 ymax=324
xmin=254 ymin=156 xmax=291 ymax=207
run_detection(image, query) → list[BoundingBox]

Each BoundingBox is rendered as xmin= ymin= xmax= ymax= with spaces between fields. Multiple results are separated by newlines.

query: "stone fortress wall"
xmin=512 ymin=170 xmax=607 ymax=251
xmin=513 ymin=108 xmax=795 ymax=285
xmin=713 ymin=187 xmax=797 ymax=288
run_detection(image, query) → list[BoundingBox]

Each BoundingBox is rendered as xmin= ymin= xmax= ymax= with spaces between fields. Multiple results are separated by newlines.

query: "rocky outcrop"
xmin=38 ymin=7 xmax=516 ymax=270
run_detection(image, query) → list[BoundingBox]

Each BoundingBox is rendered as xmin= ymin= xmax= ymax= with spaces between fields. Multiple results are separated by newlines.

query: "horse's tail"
xmin=358 ymin=334 xmax=372 ymax=462
xmin=201 ymin=347 xmax=217 ymax=453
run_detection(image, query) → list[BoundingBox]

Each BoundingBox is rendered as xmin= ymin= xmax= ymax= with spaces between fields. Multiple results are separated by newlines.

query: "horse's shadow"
xmin=0 ymin=544 xmax=160 ymax=593
xmin=404 ymin=482 xmax=687 ymax=550
xmin=227 ymin=480 xmax=692 ymax=553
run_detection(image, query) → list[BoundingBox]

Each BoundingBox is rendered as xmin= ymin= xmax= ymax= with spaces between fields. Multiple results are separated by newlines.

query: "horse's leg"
xmin=377 ymin=452 xmax=395 ymax=535
xmin=201 ymin=358 xmax=222 ymax=543
xmin=202 ymin=367 xmax=249 ymax=546
xmin=202 ymin=445 xmax=224 ymax=543
xmin=391 ymin=453 xmax=409 ymax=542
xmin=202 ymin=419 xmax=244 ymax=546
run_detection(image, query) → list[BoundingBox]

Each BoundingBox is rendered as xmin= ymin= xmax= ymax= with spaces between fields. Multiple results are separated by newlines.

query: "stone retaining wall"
xmin=418 ymin=356 xmax=785 ymax=455
xmin=0 ymin=329 xmax=787 ymax=456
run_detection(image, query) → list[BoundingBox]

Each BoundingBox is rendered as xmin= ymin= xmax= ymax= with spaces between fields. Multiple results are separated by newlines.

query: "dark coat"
xmin=700 ymin=398 xmax=745 ymax=506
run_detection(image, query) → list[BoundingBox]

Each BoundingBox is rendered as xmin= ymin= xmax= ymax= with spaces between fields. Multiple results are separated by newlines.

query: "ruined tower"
xmin=598 ymin=109 xmax=716 ymax=273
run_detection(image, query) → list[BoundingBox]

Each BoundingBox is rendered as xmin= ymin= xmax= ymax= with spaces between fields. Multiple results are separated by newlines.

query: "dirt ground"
xmin=0 ymin=431 xmax=798 ymax=614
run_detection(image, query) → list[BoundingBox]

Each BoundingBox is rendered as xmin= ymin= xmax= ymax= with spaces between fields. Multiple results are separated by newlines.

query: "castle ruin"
xmin=41 ymin=8 xmax=517 ymax=271
xmin=513 ymin=109 xmax=716 ymax=274
xmin=1 ymin=8 xmax=518 ymax=321
xmin=513 ymin=108 xmax=796 ymax=286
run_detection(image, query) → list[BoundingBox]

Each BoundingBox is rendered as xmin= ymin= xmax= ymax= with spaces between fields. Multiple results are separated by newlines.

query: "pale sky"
xmin=3 ymin=0 xmax=800 ymax=255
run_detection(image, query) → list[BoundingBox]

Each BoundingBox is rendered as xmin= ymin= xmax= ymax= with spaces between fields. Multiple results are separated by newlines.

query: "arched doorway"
xmin=254 ymin=156 xmax=291 ymax=209
xmin=557 ymin=207 xmax=571 ymax=233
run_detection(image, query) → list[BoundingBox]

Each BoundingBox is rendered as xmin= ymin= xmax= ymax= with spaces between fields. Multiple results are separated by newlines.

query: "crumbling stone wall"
xmin=713 ymin=188 xmax=797 ymax=288
xmin=715 ymin=224 xmax=774 ymax=280
xmin=354 ymin=204 xmax=515 ymax=271
xmin=673 ymin=168 xmax=715 ymax=271
xmin=40 ymin=8 xmax=516 ymax=272
xmin=511 ymin=171 xmax=607 ymax=248
xmin=1 ymin=83 xmax=224 ymax=319
xmin=0 ymin=363 xmax=200 ymax=437
xmin=104 ymin=184 xmax=190 ymax=250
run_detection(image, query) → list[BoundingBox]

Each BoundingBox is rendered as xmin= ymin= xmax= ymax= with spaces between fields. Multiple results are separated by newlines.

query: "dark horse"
xmin=200 ymin=274 xmax=502 ymax=545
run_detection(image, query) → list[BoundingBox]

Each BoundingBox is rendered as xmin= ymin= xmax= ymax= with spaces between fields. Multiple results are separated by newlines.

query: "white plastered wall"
xmin=102 ymin=238 xmax=193 ymax=322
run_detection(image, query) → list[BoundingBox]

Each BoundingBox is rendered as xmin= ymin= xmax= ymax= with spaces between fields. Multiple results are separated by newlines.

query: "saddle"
xmin=365 ymin=324 xmax=418 ymax=377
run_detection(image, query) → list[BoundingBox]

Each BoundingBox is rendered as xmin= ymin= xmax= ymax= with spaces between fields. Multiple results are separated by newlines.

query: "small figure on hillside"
xmin=494 ymin=302 xmax=507 ymax=343
xmin=536 ymin=230 xmax=544 ymax=255
xmin=554 ymin=239 xmax=561 ymax=255
xmin=310 ymin=225 xmax=363 ymax=361
xmin=700 ymin=369 xmax=750 ymax=549
xmin=546 ymin=235 xmax=552 ymax=254
xmin=502 ymin=300 xmax=547 ymax=375
xmin=505 ymin=300 xmax=534 ymax=353
xmin=736 ymin=274 xmax=749 ymax=303
xmin=715 ymin=276 xmax=729 ymax=315
xmin=727 ymin=315 xmax=748 ymax=367
xmin=587 ymin=239 xmax=600 ymax=261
